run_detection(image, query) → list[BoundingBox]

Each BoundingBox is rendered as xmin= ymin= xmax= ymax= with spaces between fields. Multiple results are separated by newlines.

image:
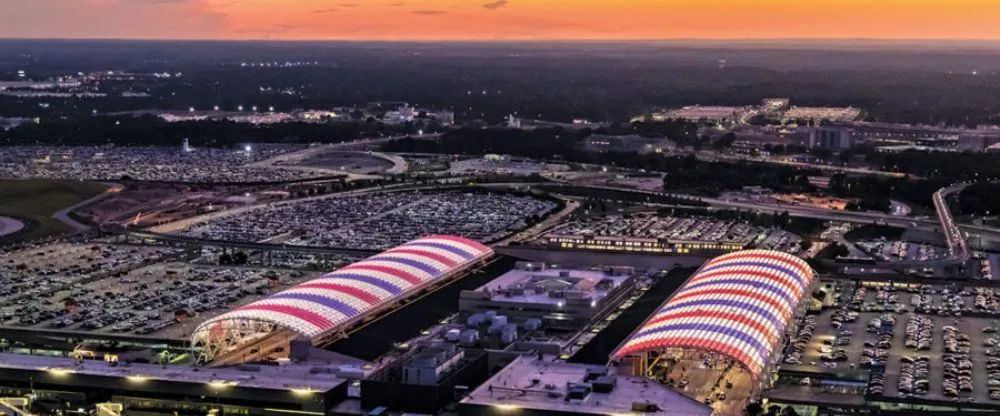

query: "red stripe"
xmin=643 ymin=309 xmax=777 ymax=346
xmin=238 ymin=304 xmax=333 ymax=330
xmin=383 ymin=248 xmax=459 ymax=267
xmin=420 ymin=235 xmax=490 ymax=254
xmin=707 ymin=251 xmax=810 ymax=279
xmin=293 ymin=282 xmax=382 ymax=305
xmin=670 ymin=288 xmax=791 ymax=319
xmin=340 ymin=264 xmax=422 ymax=286
xmin=615 ymin=337 xmax=761 ymax=378
xmin=687 ymin=268 xmax=800 ymax=298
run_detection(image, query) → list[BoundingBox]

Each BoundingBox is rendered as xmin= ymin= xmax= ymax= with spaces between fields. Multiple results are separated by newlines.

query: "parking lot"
xmin=544 ymin=212 xmax=802 ymax=253
xmin=1 ymin=259 xmax=319 ymax=339
xmin=0 ymin=145 xmax=328 ymax=183
xmin=783 ymin=279 xmax=1000 ymax=405
xmin=291 ymin=151 xmax=394 ymax=174
xmin=182 ymin=190 xmax=557 ymax=249
xmin=0 ymin=243 xmax=182 ymax=304
xmin=856 ymin=240 xmax=949 ymax=263
xmin=194 ymin=246 xmax=363 ymax=271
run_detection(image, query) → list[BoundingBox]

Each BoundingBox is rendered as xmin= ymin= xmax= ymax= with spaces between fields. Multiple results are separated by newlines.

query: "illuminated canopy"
xmin=611 ymin=250 xmax=814 ymax=379
xmin=191 ymin=235 xmax=492 ymax=361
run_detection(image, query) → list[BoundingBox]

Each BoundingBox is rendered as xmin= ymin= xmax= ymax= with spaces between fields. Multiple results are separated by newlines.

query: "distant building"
xmin=0 ymin=117 xmax=38 ymax=130
xmin=761 ymin=98 xmax=791 ymax=112
xmin=876 ymin=144 xmax=958 ymax=153
xmin=656 ymin=105 xmax=747 ymax=124
xmin=581 ymin=134 xmax=673 ymax=154
xmin=508 ymin=115 xmax=606 ymax=131
xmin=809 ymin=125 xmax=854 ymax=150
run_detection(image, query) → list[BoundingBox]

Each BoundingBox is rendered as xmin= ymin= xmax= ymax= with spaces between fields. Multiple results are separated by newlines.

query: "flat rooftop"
xmin=665 ymin=106 xmax=745 ymax=118
xmin=474 ymin=266 xmax=631 ymax=306
xmin=461 ymin=356 xmax=712 ymax=416
xmin=0 ymin=352 xmax=346 ymax=392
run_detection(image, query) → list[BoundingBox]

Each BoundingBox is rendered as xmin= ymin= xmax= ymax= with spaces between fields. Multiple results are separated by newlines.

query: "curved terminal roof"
xmin=611 ymin=250 xmax=814 ymax=379
xmin=193 ymin=235 xmax=492 ymax=341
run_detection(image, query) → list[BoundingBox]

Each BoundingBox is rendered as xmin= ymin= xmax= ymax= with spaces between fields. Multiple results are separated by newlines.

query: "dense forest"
xmin=386 ymin=127 xmax=974 ymax=210
xmin=858 ymin=149 xmax=1000 ymax=182
xmin=956 ymin=182 xmax=1000 ymax=216
xmin=384 ymin=127 xmax=819 ymax=196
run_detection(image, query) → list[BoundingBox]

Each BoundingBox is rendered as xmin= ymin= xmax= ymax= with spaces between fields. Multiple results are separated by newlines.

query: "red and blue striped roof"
xmin=611 ymin=250 xmax=814 ymax=379
xmin=193 ymin=235 xmax=493 ymax=339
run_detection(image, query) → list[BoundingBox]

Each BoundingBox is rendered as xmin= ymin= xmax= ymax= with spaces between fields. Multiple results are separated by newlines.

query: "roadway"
xmin=125 ymin=230 xmax=380 ymax=256
xmin=51 ymin=183 xmax=124 ymax=232
xmin=684 ymin=149 xmax=910 ymax=178
xmin=556 ymin=183 xmax=1000 ymax=242
xmin=933 ymin=183 xmax=971 ymax=262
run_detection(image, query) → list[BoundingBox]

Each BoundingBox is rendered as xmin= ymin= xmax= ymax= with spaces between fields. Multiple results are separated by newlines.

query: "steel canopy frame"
xmin=611 ymin=249 xmax=815 ymax=381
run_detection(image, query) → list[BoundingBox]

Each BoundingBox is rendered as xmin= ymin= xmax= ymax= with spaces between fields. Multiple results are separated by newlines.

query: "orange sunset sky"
xmin=2 ymin=0 xmax=999 ymax=40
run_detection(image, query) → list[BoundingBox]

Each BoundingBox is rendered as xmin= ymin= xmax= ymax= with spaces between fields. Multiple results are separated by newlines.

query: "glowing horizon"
xmin=3 ymin=0 xmax=999 ymax=41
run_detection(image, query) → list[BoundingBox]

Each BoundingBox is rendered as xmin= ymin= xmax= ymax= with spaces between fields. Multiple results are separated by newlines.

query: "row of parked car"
xmin=898 ymin=356 xmax=931 ymax=396
xmin=783 ymin=316 xmax=817 ymax=365
xmin=905 ymin=315 xmax=934 ymax=350
xmin=942 ymin=325 xmax=974 ymax=398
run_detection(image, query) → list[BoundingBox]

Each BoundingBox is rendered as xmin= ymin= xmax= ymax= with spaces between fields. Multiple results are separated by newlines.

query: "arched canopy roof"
xmin=192 ymin=235 xmax=492 ymax=344
xmin=611 ymin=250 xmax=814 ymax=379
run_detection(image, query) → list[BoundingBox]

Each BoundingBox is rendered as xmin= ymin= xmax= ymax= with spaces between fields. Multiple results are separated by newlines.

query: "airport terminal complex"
xmin=0 ymin=146 xmax=997 ymax=416
xmin=0 ymin=235 xmax=816 ymax=416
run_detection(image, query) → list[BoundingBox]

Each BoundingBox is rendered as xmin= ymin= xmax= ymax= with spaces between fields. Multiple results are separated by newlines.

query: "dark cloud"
xmin=312 ymin=8 xmax=339 ymax=13
xmin=482 ymin=0 xmax=508 ymax=9
xmin=339 ymin=2 xmax=357 ymax=7
xmin=411 ymin=10 xmax=446 ymax=15
xmin=388 ymin=1 xmax=405 ymax=6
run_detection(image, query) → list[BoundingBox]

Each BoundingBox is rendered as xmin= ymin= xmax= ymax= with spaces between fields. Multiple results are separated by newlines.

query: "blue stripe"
xmin=402 ymin=241 xmax=474 ymax=259
xmin=654 ymin=298 xmax=783 ymax=332
xmin=320 ymin=273 xmax=403 ymax=296
xmin=632 ymin=322 xmax=767 ymax=365
xmin=679 ymin=278 xmax=795 ymax=307
xmin=700 ymin=261 xmax=806 ymax=291
xmin=370 ymin=256 xmax=442 ymax=276
xmin=271 ymin=292 xmax=360 ymax=318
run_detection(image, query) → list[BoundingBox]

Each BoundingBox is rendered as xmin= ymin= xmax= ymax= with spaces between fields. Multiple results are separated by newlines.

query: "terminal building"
xmin=458 ymin=262 xmax=638 ymax=329
xmin=0 ymin=243 xmax=819 ymax=416
xmin=458 ymin=250 xmax=815 ymax=416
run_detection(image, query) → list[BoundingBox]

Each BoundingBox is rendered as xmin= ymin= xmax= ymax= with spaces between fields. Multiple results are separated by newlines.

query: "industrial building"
xmin=458 ymin=262 xmax=638 ymax=329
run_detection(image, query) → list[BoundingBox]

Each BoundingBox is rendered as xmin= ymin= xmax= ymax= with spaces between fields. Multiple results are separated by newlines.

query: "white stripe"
xmin=302 ymin=276 xmax=395 ymax=301
xmin=373 ymin=251 xmax=449 ymax=273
